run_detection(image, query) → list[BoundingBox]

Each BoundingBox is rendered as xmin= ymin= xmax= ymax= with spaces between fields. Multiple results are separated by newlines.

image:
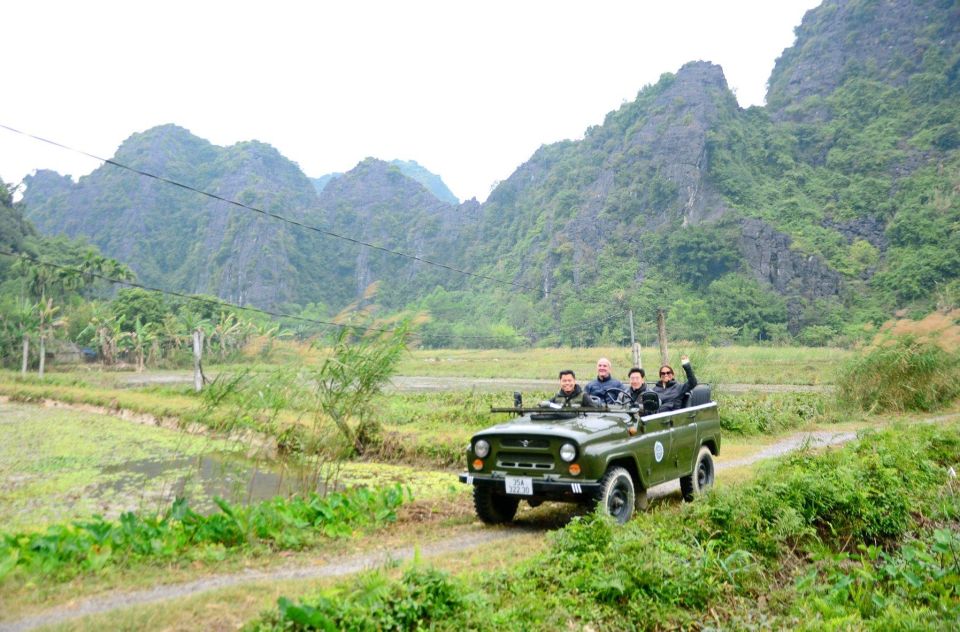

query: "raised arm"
xmin=680 ymin=355 xmax=697 ymax=394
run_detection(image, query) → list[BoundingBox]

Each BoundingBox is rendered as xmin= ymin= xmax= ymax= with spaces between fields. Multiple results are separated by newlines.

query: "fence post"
xmin=657 ymin=308 xmax=669 ymax=366
xmin=193 ymin=328 xmax=204 ymax=392
xmin=629 ymin=310 xmax=641 ymax=368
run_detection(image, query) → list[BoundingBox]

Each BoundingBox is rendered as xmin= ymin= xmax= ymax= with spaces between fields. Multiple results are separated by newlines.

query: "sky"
xmin=1 ymin=0 xmax=821 ymax=203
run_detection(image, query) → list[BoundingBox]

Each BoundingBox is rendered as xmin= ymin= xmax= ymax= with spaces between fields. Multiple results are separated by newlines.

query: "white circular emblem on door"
xmin=654 ymin=441 xmax=664 ymax=462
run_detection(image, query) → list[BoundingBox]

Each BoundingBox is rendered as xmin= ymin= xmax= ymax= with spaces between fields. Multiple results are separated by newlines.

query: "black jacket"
xmin=551 ymin=384 xmax=595 ymax=407
xmin=652 ymin=362 xmax=697 ymax=411
xmin=627 ymin=384 xmax=648 ymax=405
xmin=585 ymin=375 xmax=624 ymax=402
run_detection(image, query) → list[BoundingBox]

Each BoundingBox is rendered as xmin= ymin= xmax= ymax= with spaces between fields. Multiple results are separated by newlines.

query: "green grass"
xmin=396 ymin=345 xmax=850 ymax=384
xmin=248 ymin=420 xmax=960 ymax=631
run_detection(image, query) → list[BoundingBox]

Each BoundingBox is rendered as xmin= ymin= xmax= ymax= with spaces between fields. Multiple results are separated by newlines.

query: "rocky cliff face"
xmin=464 ymin=61 xmax=741 ymax=296
xmin=315 ymin=158 xmax=466 ymax=304
xmin=21 ymin=127 xmax=466 ymax=311
xmin=766 ymin=0 xmax=960 ymax=121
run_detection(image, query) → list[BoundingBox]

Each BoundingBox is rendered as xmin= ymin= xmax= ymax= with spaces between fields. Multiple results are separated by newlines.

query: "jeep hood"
xmin=472 ymin=413 xmax=631 ymax=444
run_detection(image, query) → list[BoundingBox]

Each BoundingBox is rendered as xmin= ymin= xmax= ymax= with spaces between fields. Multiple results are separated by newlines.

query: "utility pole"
xmin=657 ymin=307 xmax=669 ymax=366
xmin=629 ymin=310 xmax=641 ymax=369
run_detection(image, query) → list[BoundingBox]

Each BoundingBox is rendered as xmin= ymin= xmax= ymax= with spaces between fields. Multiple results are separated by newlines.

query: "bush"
xmin=836 ymin=335 xmax=960 ymax=412
xmin=251 ymin=567 xmax=463 ymax=631
xmin=0 ymin=485 xmax=408 ymax=583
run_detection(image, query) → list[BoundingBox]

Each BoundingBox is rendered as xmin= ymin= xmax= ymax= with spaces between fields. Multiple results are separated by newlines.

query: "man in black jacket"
xmin=585 ymin=357 xmax=624 ymax=403
xmin=626 ymin=367 xmax=647 ymax=405
xmin=653 ymin=355 xmax=697 ymax=411
xmin=551 ymin=369 xmax=596 ymax=407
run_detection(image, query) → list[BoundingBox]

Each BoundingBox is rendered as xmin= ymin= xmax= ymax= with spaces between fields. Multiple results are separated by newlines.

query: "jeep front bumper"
xmin=459 ymin=473 xmax=601 ymax=496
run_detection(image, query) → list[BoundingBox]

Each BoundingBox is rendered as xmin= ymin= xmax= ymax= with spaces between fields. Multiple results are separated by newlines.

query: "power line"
xmin=0 ymin=123 xmax=557 ymax=299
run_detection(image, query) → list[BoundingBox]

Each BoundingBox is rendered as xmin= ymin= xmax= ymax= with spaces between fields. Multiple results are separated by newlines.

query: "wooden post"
xmin=193 ymin=328 xmax=204 ymax=392
xmin=629 ymin=310 xmax=641 ymax=368
xmin=657 ymin=308 xmax=669 ymax=366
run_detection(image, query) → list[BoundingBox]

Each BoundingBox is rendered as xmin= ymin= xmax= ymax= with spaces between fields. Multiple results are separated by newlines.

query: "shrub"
xmin=251 ymin=567 xmax=463 ymax=631
xmin=0 ymin=485 xmax=408 ymax=583
xmin=837 ymin=334 xmax=960 ymax=412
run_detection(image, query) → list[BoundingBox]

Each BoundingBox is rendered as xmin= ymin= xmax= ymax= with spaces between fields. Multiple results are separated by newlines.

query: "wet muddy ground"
xmin=0 ymin=402 xmax=460 ymax=531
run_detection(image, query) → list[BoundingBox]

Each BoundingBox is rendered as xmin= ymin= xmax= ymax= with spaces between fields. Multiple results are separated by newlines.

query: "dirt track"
xmin=9 ymin=415 xmax=956 ymax=632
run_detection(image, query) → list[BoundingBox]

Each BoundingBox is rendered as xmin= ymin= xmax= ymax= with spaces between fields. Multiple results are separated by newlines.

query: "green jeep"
xmin=458 ymin=386 xmax=720 ymax=524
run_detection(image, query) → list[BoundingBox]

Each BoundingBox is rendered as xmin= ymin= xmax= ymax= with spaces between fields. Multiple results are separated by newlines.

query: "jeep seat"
xmin=640 ymin=391 xmax=661 ymax=415
xmin=686 ymin=384 xmax=712 ymax=407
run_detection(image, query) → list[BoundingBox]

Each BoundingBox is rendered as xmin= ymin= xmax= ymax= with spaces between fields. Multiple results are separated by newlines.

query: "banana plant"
xmin=129 ymin=317 xmax=158 ymax=372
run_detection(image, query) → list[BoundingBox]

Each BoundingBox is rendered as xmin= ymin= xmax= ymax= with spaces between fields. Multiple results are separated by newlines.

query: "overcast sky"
xmin=1 ymin=0 xmax=820 ymax=203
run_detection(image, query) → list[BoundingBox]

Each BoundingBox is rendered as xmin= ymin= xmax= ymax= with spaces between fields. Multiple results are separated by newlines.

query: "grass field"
xmin=397 ymin=344 xmax=850 ymax=383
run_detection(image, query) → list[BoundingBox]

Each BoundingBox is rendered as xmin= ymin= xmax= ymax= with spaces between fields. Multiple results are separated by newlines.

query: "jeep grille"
xmin=497 ymin=452 xmax=555 ymax=470
xmin=500 ymin=436 xmax=550 ymax=449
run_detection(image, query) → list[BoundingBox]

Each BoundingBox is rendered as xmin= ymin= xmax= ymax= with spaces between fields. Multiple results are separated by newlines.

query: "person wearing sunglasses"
xmin=653 ymin=354 xmax=697 ymax=411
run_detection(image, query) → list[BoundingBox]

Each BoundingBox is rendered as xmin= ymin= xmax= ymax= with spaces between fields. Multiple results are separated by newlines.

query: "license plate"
xmin=505 ymin=476 xmax=533 ymax=495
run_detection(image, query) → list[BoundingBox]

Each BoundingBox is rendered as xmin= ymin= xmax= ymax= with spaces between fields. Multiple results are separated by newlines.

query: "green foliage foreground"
xmin=249 ymin=423 xmax=960 ymax=631
xmin=0 ymin=486 xmax=408 ymax=584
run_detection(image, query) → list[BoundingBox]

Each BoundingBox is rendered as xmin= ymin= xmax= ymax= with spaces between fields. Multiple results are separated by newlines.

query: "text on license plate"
xmin=505 ymin=476 xmax=533 ymax=495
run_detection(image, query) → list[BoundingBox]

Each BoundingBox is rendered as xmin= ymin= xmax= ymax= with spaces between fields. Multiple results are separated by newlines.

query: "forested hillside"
xmin=16 ymin=0 xmax=960 ymax=347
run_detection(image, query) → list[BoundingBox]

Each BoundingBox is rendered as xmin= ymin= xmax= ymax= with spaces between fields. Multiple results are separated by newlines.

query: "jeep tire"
xmin=596 ymin=466 xmax=635 ymax=524
xmin=680 ymin=446 xmax=715 ymax=501
xmin=473 ymin=486 xmax=520 ymax=524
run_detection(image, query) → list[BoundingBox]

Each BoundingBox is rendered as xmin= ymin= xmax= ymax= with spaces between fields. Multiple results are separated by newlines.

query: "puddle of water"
xmin=98 ymin=452 xmax=343 ymax=515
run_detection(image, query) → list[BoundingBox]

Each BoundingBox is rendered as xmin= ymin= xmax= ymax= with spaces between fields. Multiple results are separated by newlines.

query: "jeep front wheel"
xmin=596 ymin=467 xmax=635 ymax=524
xmin=680 ymin=446 xmax=715 ymax=501
xmin=473 ymin=486 xmax=520 ymax=524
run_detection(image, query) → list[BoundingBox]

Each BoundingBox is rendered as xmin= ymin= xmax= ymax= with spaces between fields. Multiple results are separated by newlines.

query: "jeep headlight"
xmin=560 ymin=443 xmax=577 ymax=463
xmin=474 ymin=439 xmax=490 ymax=458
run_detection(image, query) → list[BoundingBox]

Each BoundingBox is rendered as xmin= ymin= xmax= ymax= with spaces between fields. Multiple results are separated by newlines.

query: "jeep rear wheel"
xmin=596 ymin=467 xmax=635 ymax=524
xmin=680 ymin=446 xmax=715 ymax=501
xmin=473 ymin=485 xmax=520 ymax=524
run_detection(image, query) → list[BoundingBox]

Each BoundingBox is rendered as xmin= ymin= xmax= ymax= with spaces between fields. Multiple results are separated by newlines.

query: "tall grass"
xmin=837 ymin=335 xmax=960 ymax=412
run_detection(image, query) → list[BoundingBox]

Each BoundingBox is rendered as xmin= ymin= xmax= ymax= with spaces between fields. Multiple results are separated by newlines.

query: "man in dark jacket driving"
xmin=653 ymin=355 xmax=697 ymax=411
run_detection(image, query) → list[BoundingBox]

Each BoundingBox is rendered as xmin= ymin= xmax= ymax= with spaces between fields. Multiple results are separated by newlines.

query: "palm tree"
xmin=9 ymin=299 xmax=39 ymax=375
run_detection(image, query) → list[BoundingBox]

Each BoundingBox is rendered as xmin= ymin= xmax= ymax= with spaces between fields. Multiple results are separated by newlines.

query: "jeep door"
xmin=637 ymin=415 xmax=676 ymax=485
xmin=667 ymin=407 xmax=699 ymax=478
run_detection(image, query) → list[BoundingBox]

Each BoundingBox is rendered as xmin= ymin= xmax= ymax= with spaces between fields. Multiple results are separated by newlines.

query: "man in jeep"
xmin=585 ymin=357 xmax=624 ymax=403
xmin=626 ymin=367 xmax=647 ymax=405
xmin=550 ymin=369 xmax=596 ymax=407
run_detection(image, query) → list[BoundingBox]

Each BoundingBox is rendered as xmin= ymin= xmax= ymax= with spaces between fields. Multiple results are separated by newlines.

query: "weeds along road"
xmin=6 ymin=412 xmax=957 ymax=632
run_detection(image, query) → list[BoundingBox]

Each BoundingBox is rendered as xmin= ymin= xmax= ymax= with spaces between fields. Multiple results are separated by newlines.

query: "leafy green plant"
xmin=251 ymin=566 xmax=463 ymax=631
xmin=0 ymin=485 xmax=408 ymax=584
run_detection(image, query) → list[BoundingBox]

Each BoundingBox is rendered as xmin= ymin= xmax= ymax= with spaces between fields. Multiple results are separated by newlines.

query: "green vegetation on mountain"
xmin=9 ymin=0 xmax=960 ymax=348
